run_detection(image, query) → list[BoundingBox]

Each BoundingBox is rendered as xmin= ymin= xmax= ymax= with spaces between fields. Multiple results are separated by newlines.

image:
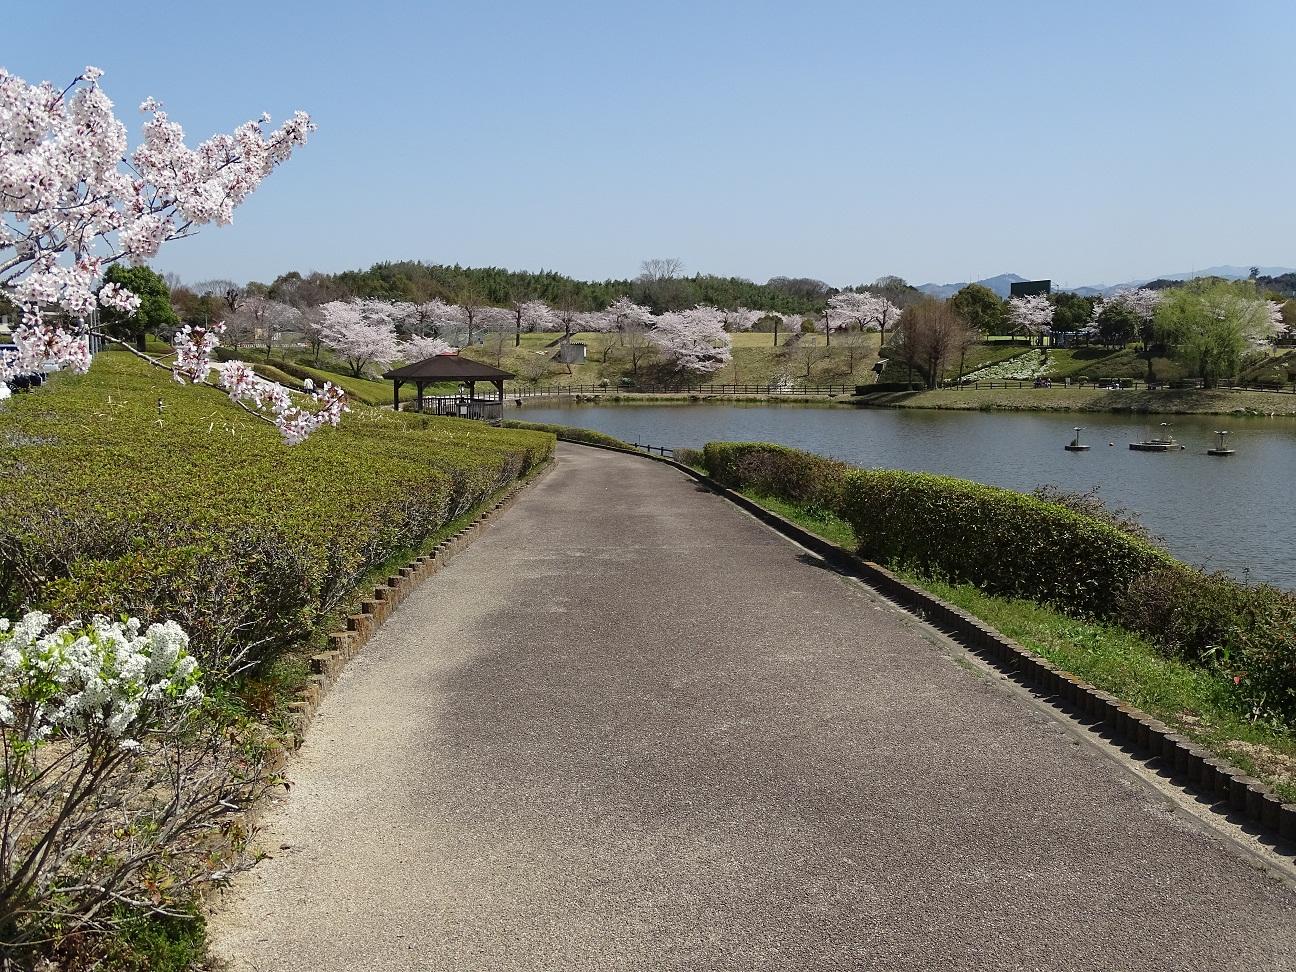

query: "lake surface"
xmin=522 ymin=402 xmax=1296 ymax=589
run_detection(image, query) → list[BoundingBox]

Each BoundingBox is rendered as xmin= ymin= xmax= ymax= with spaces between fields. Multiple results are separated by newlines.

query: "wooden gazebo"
xmin=383 ymin=354 xmax=515 ymax=421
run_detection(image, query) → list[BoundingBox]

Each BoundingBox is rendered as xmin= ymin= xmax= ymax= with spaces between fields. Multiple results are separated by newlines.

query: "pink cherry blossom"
xmin=0 ymin=66 xmax=330 ymax=439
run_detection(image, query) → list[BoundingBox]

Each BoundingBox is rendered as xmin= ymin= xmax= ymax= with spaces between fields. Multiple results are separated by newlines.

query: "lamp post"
xmin=1064 ymin=426 xmax=1090 ymax=452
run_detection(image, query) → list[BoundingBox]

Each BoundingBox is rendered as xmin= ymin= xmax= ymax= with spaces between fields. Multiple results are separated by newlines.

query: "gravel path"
xmin=211 ymin=444 xmax=1296 ymax=971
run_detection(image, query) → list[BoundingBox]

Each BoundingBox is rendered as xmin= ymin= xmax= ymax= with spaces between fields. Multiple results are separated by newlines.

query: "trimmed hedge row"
xmin=841 ymin=469 xmax=1170 ymax=617
xmin=695 ymin=440 xmax=1296 ymax=720
xmin=703 ymin=442 xmax=850 ymax=514
xmin=500 ymin=419 xmax=631 ymax=449
xmin=0 ymin=353 xmax=553 ymax=675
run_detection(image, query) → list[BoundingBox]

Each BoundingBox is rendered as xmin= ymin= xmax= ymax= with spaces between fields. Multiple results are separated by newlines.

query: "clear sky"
xmin=11 ymin=0 xmax=1294 ymax=289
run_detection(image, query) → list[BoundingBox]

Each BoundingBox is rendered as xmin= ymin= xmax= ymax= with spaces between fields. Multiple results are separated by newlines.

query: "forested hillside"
xmin=253 ymin=260 xmax=921 ymax=316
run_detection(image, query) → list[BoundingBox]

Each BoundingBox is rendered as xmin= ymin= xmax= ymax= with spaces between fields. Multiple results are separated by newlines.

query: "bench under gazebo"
xmin=382 ymin=354 xmax=515 ymax=421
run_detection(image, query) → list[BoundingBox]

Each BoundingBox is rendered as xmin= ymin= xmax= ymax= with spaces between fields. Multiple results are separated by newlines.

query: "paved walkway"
xmin=212 ymin=444 xmax=1296 ymax=971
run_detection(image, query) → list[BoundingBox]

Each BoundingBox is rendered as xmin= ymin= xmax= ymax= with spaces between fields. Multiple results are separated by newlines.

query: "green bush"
xmin=1120 ymin=566 xmax=1296 ymax=720
xmin=840 ymin=469 xmax=1170 ymax=616
xmin=673 ymin=447 xmax=705 ymax=469
xmin=0 ymin=353 xmax=552 ymax=674
xmin=702 ymin=442 xmax=849 ymax=513
xmin=499 ymin=419 xmax=630 ymax=449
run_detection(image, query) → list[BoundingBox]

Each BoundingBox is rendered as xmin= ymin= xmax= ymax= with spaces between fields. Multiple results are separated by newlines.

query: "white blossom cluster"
xmin=1006 ymin=293 xmax=1055 ymax=335
xmin=171 ymin=321 xmax=225 ymax=383
xmin=825 ymin=292 xmax=903 ymax=334
xmin=1268 ymin=300 xmax=1288 ymax=337
xmin=218 ymin=360 xmax=348 ymax=445
xmin=0 ymin=65 xmax=314 ymax=420
xmin=0 ymin=65 xmax=338 ymax=438
xmin=961 ymin=352 xmax=1053 ymax=383
xmin=649 ymin=305 xmax=733 ymax=373
xmin=0 ymin=611 xmax=203 ymax=751
xmin=0 ymin=321 xmax=92 ymax=393
xmin=0 ymin=66 xmax=312 ymax=323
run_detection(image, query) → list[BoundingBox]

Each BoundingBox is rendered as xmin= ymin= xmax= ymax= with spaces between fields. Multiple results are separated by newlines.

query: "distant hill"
xmin=919 ymin=266 xmax=1296 ymax=299
xmin=917 ymin=273 xmax=1028 ymax=299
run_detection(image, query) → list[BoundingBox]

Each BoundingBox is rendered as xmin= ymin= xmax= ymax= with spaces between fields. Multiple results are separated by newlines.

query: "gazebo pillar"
xmin=415 ymin=380 xmax=426 ymax=412
xmin=392 ymin=378 xmax=402 ymax=410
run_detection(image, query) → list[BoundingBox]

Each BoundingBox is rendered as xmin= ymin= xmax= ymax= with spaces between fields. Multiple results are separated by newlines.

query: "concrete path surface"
xmin=212 ymin=444 xmax=1296 ymax=971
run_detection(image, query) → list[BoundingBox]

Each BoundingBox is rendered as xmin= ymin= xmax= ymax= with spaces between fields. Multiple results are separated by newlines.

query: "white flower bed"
xmin=963 ymin=352 xmax=1052 ymax=382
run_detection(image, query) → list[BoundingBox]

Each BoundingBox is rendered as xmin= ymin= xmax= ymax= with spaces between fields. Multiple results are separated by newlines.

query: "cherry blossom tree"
xmin=477 ymin=306 xmax=518 ymax=366
xmin=318 ymin=299 xmax=401 ymax=376
xmin=1006 ymin=293 xmax=1054 ymax=345
xmin=454 ymin=290 xmax=487 ymax=345
xmin=553 ymin=304 xmax=584 ymax=343
xmin=384 ymin=301 xmax=422 ymax=336
xmin=400 ymin=334 xmax=457 ymax=362
xmin=604 ymin=298 xmax=656 ymax=373
xmin=230 ymin=296 xmax=301 ymax=359
xmin=775 ymin=313 xmax=803 ymax=347
xmin=1269 ymin=300 xmax=1289 ymax=339
xmin=828 ymin=292 xmax=902 ymax=345
xmin=651 ymin=306 xmax=732 ymax=376
xmin=409 ymin=299 xmax=461 ymax=340
xmin=0 ymin=66 xmax=326 ymax=442
xmin=296 ymin=306 xmax=327 ymax=364
xmin=605 ymin=297 xmax=652 ymax=345
xmin=1105 ymin=288 xmax=1163 ymax=323
xmin=1098 ymin=287 xmax=1164 ymax=351
xmin=507 ymin=298 xmax=554 ymax=347
xmin=720 ymin=307 xmax=762 ymax=333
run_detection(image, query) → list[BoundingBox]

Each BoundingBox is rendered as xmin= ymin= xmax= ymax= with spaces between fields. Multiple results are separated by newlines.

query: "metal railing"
xmin=418 ymin=396 xmax=504 ymax=420
xmin=629 ymin=441 xmax=675 ymax=458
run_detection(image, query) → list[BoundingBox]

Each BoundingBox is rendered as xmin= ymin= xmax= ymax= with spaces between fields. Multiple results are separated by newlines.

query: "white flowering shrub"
xmin=961 ymin=352 xmax=1053 ymax=383
xmin=0 ymin=612 xmax=268 ymax=960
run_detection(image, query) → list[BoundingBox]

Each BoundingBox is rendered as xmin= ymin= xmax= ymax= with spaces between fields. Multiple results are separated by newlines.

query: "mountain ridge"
xmin=917 ymin=265 xmax=1296 ymax=299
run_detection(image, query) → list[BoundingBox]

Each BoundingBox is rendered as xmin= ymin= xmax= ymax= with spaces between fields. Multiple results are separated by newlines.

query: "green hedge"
xmin=702 ymin=442 xmax=849 ymax=513
xmin=0 ymin=353 xmax=552 ymax=674
xmin=499 ymin=420 xmax=630 ymax=449
xmin=839 ymin=469 xmax=1170 ymax=616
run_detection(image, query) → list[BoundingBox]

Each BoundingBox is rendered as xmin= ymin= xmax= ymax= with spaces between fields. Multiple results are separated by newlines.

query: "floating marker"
xmin=1207 ymin=429 xmax=1235 ymax=457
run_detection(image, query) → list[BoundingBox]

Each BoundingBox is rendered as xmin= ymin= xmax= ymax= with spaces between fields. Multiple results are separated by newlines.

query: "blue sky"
xmin=11 ymin=0 xmax=1294 ymax=289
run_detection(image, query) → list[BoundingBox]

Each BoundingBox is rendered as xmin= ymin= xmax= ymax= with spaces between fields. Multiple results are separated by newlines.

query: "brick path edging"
xmin=558 ymin=437 xmax=1296 ymax=850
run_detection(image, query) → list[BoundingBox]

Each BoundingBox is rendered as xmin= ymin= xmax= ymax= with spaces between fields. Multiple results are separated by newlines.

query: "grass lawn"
xmin=224 ymin=348 xmax=420 ymax=405
xmin=894 ymin=385 xmax=1296 ymax=415
xmin=466 ymin=330 xmax=885 ymax=389
xmin=736 ymin=489 xmax=1296 ymax=802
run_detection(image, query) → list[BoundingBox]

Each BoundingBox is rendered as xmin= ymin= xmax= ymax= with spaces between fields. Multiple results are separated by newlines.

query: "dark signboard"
xmin=1010 ymin=279 xmax=1051 ymax=298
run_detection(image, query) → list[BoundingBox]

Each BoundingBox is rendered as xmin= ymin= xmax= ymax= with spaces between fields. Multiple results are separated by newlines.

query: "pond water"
xmin=522 ymin=402 xmax=1296 ymax=589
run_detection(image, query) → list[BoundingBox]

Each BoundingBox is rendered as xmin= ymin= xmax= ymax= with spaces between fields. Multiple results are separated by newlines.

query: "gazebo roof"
xmin=382 ymin=354 xmax=515 ymax=381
